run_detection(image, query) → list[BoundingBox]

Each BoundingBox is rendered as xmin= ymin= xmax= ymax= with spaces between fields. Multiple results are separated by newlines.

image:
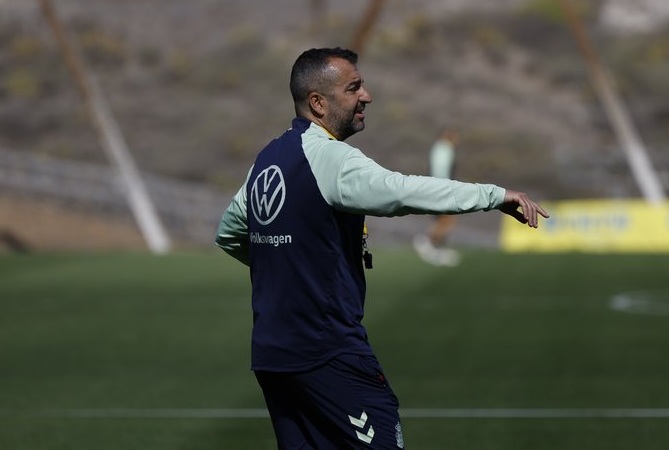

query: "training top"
xmin=216 ymin=117 xmax=506 ymax=372
xmin=430 ymin=138 xmax=455 ymax=179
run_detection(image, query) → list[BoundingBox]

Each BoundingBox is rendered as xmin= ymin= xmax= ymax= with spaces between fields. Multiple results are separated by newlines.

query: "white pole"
xmin=87 ymin=75 xmax=172 ymax=254
xmin=38 ymin=0 xmax=171 ymax=253
xmin=557 ymin=0 xmax=666 ymax=204
xmin=589 ymin=66 xmax=666 ymax=203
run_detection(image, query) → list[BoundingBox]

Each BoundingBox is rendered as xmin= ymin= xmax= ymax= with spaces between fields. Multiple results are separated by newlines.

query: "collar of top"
xmin=292 ymin=117 xmax=337 ymax=141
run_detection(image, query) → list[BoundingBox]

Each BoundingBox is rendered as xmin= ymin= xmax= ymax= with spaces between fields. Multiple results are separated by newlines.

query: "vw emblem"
xmin=250 ymin=165 xmax=286 ymax=225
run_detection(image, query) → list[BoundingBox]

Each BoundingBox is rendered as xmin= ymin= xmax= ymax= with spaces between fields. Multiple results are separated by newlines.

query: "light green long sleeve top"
xmin=216 ymin=121 xmax=506 ymax=264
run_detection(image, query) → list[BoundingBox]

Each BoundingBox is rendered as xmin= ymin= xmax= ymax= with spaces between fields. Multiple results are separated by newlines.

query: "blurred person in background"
xmin=216 ymin=47 xmax=548 ymax=449
xmin=413 ymin=128 xmax=461 ymax=266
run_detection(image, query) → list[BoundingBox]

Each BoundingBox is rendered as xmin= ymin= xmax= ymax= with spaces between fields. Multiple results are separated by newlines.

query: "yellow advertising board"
xmin=501 ymin=199 xmax=669 ymax=253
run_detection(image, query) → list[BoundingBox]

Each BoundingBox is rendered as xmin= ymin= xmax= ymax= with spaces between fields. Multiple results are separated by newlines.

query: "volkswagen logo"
xmin=250 ymin=165 xmax=286 ymax=225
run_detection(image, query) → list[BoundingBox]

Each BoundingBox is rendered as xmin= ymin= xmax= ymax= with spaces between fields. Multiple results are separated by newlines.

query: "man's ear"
xmin=308 ymin=92 xmax=326 ymax=117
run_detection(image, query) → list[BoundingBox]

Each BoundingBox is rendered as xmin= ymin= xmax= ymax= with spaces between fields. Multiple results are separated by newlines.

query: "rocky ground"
xmin=0 ymin=195 xmax=145 ymax=252
xmin=1 ymin=0 xmax=668 ymax=251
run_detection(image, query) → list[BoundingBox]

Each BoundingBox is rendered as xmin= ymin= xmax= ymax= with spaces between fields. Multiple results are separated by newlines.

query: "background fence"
xmin=0 ymin=147 xmax=230 ymax=247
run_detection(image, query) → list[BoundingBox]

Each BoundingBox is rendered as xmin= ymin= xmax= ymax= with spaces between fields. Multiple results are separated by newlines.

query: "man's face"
xmin=322 ymin=57 xmax=372 ymax=141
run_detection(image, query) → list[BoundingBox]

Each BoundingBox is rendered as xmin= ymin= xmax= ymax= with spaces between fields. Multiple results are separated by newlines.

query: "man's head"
xmin=290 ymin=47 xmax=372 ymax=141
xmin=439 ymin=129 xmax=459 ymax=146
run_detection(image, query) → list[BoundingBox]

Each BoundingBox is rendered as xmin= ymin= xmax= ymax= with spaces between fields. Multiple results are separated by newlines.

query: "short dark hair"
xmin=289 ymin=47 xmax=358 ymax=104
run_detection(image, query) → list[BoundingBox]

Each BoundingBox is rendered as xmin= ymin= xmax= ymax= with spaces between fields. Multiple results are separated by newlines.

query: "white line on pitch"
xmin=4 ymin=408 xmax=669 ymax=419
xmin=401 ymin=408 xmax=669 ymax=418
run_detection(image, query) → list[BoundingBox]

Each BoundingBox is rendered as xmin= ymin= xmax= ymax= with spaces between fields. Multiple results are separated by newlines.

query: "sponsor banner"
xmin=501 ymin=199 xmax=669 ymax=253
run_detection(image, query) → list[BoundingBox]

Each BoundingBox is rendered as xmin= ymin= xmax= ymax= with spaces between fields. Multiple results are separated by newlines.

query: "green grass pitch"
xmin=1 ymin=249 xmax=669 ymax=449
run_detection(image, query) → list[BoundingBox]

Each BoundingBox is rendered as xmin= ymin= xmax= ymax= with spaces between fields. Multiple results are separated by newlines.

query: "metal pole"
xmin=37 ymin=0 xmax=172 ymax=253
xmin=555 ymin=0 xmax=666 ymax=204
xmin=349 ymin=0 xmax=386 ymax=55
xmin=309 ymin=0 xmax=327 ymax=36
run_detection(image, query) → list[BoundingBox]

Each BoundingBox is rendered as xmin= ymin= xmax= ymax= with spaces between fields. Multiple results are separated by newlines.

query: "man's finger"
xmin=514 ymin=209 xmax=529 ymax=224
xmin=501 ymin=204 xmax=528 ymax=224
xmin=537 ymin=205 xmax=550 ymax=218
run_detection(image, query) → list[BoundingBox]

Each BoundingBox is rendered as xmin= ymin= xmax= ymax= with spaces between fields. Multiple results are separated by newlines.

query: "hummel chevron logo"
xmin=348 ymin=410 xmax=375 ymax=444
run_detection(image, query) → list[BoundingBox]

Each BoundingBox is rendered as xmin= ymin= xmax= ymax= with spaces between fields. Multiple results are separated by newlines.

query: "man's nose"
xmin=360 ymin=87 xmax=372 ymax=103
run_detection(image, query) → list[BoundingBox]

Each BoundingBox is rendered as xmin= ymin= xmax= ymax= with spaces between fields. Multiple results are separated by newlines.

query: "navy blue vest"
xmin=246 ymin=117 xmax=372 ymax=371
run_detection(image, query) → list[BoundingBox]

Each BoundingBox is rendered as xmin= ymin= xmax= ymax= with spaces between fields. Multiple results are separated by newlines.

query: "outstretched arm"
xmin=498 ymin=190 xmax=550 ymax=228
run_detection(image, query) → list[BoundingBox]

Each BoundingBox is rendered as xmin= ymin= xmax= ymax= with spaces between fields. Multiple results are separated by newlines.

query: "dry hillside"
xmin=1 ymin=0 xmax=668 ymax=250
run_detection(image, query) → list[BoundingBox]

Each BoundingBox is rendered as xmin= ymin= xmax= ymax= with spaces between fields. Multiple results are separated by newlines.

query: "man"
xmin=216 ymin=47 xmax=548 ymax=449
xmin=413 ymin=128 xmax=461 ymax=266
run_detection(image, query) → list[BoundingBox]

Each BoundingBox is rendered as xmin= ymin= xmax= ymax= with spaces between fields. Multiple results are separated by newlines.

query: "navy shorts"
xmin=255 ymin=353 xmax=405 ymax=449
